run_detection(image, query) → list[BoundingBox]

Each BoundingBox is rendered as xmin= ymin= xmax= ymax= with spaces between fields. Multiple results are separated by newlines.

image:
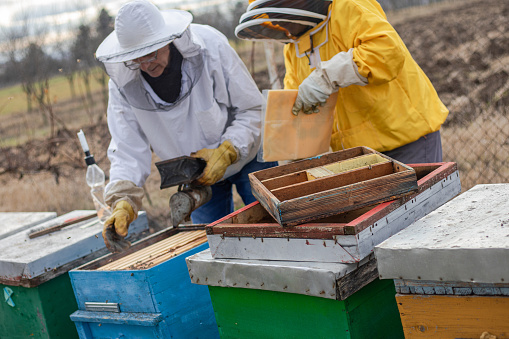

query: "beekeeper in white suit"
xmin=96 ymin=0 xmax=276 ymax=253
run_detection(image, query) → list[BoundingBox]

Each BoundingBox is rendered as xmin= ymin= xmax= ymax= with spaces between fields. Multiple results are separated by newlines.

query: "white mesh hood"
xmin=103 ymin=28 xmax=204 ymax=111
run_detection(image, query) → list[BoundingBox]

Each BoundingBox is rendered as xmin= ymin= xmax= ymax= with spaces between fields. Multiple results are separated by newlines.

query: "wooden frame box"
xmin=249 ymin=146 xmax=418 ymax=227
xmin=208 ymin=162 xmax=460 ymax=263
xmin=69 ymin=227 xmax=219 ymax=339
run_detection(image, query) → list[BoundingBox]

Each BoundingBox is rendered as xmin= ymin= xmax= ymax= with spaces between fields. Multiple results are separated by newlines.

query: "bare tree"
xmin=92 ymin=8 xmax=114 ymax=116
xmin=192 ymin=1 xmax=247 ymax=45
xmin=2 ymin=14 xmax=34 ymax=113
xmin=72 ymin=23 xmax=95 ymax=117
xmin=53 ymin=26 xmax=78 ymax=100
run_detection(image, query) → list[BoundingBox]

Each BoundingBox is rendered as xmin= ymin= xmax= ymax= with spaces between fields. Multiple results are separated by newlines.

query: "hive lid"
xmin=0 ymin=210 xmax=149 ymax=287
xmin=0 ymin=212 xmax=56 ymax=241
xmin=186 ymin=248 xmax=376 ymax=300
xmin=375 ymin=184 xmax=509 ymax=284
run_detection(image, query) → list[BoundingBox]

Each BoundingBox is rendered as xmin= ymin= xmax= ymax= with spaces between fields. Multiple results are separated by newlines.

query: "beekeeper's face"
xmin=138 ymin=44 xmax=170 ymax=78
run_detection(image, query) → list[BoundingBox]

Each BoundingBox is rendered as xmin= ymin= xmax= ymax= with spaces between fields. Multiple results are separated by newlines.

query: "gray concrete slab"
xmin=0 ymin=210 xmax=149 ymax=282
xmin=0 ymin=212 xmax=56 ymax=241
xmin=375 ymin=184 xmax=509 ymax=284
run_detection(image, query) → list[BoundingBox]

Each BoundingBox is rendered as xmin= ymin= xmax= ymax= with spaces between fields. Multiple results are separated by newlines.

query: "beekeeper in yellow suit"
xmin=284 ymin=0 xmax=448 ymax=163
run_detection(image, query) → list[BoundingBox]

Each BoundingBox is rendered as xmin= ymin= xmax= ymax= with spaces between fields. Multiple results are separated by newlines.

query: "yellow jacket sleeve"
xmin=329 ymin=0 xmax=406 ymax=85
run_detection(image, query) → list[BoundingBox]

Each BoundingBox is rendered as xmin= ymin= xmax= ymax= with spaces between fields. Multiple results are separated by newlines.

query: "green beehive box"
xmin=187 ymin=250 xmax=405 ymax=339
xmin=0 ymin=210 xmax=149 ymax=339
xmin=1 ymin=274 xmax=79 ymax=338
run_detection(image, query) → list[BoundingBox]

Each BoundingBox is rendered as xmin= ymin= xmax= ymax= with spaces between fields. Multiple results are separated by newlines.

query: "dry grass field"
xmin=0 ymin=0 xmax=507 ymax=232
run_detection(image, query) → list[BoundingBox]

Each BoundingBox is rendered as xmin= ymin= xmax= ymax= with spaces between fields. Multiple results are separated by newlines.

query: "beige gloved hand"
xmin=102 ymin=200 xmax=136 ymax=253
xmin=191 ymin=140 xmax=238 ymax=186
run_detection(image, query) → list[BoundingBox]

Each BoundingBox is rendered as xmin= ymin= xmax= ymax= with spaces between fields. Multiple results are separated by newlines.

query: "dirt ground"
xmin=0 ymin=0 xmax=507 ymax=232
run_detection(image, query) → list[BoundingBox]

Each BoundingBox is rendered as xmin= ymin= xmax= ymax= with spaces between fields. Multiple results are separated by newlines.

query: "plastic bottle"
xmin=77 ymin=129 xmax=112 ymax=224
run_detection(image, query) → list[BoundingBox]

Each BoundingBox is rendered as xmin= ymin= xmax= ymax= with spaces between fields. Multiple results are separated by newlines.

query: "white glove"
xmin=292 ymin=48 xmax=368 ymax=116
xmin=292 ymin=72 xmax=332 ymax=115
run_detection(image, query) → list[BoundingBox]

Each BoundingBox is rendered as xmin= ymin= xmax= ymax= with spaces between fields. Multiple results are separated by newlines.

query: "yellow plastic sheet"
xmin=262 ymin=90 xmax=337 ymax=162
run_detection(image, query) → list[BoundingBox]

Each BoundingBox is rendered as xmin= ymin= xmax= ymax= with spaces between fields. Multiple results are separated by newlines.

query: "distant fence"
xmin=388 ymin=0 xmax=508 ymax=191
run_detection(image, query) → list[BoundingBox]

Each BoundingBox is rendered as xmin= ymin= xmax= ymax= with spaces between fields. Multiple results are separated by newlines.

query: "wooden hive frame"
xmin=78 ymin=226 xmax=207 ymax=272
xmin=97 ymin=230 xmax=207 ymax=271
xmin=249 ymin=146 xmax=418 ymax=227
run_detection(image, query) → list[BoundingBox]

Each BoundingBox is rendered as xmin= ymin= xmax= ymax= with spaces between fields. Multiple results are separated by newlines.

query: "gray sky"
xmin=0 ymin=0 xmax=230 ymax=34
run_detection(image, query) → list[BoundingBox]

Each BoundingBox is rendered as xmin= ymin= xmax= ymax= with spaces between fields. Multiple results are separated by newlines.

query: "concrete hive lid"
xmin=0 ymin=210 xmax=148 ymax=287
xmin=375 ymin=184 xmax=509 ymax=284
xmin=0 ymin=212 xmax=56 ymax=241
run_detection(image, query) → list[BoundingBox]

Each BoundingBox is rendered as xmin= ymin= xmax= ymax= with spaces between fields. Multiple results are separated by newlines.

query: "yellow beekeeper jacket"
xmin=283 ymin=0 xmax=449 ymax=152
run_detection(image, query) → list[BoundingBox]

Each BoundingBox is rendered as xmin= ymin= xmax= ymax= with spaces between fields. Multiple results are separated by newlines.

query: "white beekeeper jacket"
xmin=104 ymin=24 xmax=263 ymax=193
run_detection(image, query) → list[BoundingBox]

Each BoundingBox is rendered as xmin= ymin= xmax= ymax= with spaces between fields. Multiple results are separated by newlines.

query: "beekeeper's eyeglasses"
xmin=124 ymin=50 xmax=158 ymax=70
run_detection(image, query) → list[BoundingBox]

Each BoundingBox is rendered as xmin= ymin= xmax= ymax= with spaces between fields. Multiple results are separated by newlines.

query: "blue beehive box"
xmin=69 ymin=226 xmax=219 ymax=339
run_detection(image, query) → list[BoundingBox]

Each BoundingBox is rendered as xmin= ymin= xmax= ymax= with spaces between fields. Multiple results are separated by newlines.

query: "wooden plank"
xmin=336 ymin=256 xmax=380 ymax=300
xmin=206 ymin=224 xmax=345 ymax=239
xmin=28 ymin=213 xmax=97 ymax=238
xmin=323 ymin=153 xmax=389 ymax=174
xmin=230 ymin=201 xmax=274 ymax=224
xmin=251 ymin=147 xmax=366 ymax=181
xmin=99 ymin=232 xmax=201 ymax=269
xmin=207 ymin=201 xmax=369 ymax=238
xmin=261 ymin=171 xmax=309 ymax=190
xmin=277 ymin=170 xmax=417 ymax=226
xmin=271 ymin=161 xmax=394 ymax=201
xmin=396 ymin=294 xmax=509 ymax=338
xmin=147 ymin=237 xmax=207 ymax=267
xmin=306 ymin=167 xmax=335 ymax=180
